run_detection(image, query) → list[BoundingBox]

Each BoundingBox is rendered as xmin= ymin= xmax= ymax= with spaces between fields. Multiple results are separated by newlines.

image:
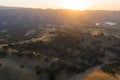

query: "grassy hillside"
xmin=0 ymin=25 xmax=118 ymax=80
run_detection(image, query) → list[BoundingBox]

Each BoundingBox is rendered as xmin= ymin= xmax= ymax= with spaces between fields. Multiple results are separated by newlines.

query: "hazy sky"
xmin=0 ymin=0 xmax=120 ymax=10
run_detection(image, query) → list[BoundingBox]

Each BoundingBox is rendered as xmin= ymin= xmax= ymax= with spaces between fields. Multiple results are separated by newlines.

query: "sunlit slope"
xmin=85 ymin=69 xmax=120 ymax=80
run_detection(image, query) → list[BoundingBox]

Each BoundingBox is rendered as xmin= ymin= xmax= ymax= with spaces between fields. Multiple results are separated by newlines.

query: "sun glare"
xmin=60 ymin=0 xmax=90 ymax=11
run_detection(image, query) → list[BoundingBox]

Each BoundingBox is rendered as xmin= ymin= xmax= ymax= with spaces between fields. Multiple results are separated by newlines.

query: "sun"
xmin=60 ymin=0 xmax=90 ymax=11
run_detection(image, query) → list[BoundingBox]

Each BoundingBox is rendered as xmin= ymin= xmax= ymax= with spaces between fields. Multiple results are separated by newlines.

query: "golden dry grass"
xmin=85 ymin=69 xmax=119 ymax=80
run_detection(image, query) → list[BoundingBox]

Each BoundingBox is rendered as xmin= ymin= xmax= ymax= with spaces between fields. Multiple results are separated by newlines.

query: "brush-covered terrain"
xmin=0 ymin=25 xmax=119 ymax=80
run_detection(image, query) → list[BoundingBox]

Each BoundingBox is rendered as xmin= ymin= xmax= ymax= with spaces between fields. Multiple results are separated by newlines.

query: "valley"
xmin=0 ymin=6 xmax=120 ymax=80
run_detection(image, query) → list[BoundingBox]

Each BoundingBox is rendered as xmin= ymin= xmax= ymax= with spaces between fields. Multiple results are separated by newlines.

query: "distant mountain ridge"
xmin=0 ymin=6 xmax=22 ymax=9
xmin=0 ymin=6 xmax=120 ymax=27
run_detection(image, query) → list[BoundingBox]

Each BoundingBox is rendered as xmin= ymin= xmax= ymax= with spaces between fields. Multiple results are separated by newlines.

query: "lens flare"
xmin=60 ymin=0 xmax=91 ymax=10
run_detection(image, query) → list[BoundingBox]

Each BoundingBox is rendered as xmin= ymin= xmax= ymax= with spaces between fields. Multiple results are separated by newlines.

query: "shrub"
xmin=0 ymin=63 xmax=2 ymax=67
xmin=20 ymin=65 xmax=25 ymax=68
xmin=0 ymin=51 xmax=7 ymax=58
xmin=26 ymin=52 xmax=34 ymax=58
xmin=49 ymin=70 xmax=56 ymax=80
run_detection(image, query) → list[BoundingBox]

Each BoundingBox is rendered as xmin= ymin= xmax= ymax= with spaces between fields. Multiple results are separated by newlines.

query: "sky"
xmin=0 ymin=0 xmax=120 ymax=10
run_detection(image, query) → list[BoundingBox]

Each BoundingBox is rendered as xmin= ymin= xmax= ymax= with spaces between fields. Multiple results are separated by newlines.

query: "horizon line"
xmin=0 ymin=5 xmax=120 ymax=11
